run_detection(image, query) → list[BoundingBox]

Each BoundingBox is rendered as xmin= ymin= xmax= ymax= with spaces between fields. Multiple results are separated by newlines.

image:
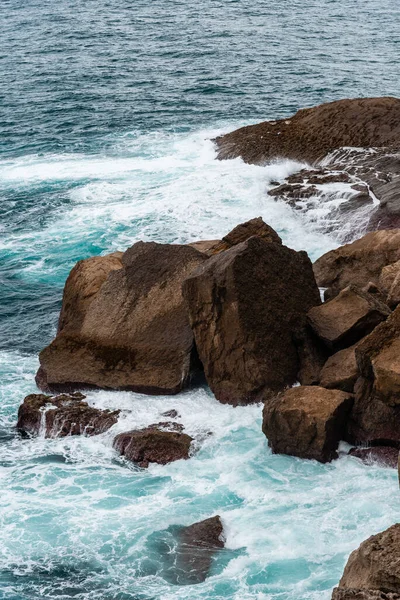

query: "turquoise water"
xmin=1 ymin=1 xmax=400 ymax=598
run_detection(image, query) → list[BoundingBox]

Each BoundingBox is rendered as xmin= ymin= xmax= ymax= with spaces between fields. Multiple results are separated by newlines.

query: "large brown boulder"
xmin=313 ymin=230 xmax=400 ymax=299
xmin=206 ymin=217 xmax=282 ymax=254
xmin=17 ymin=392 xmax=120 ymax=438
xmin=347 ymin=306 xmax=400 ymax=444
xmin=336 ymin=524 xmax=400 ymax=595
xmin=182 ymin=235 xmax=320 ymax=405
xmin=379 ymin=261 xmax=400 ymax=308
xmin=58 ymin=252 xmax=123 ymax=334
xmin=308 ymin=286 xmax=391 ymax=350
xmin=113 ymin=427 xmax=193 ymax=467
xmin=37 ymin=242 xmax=208 ymax=394
xmin=215 ymin=98 xmax=400 ymax=165
xmin=262 ymin=386 xmax=354 ymax=462
xmin=319 ymin=343 xmax=360 ymax=393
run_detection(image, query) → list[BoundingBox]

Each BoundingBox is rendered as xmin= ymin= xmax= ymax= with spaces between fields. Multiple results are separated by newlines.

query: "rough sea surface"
xmin=1 ymin=1 xmax=400 ymax=598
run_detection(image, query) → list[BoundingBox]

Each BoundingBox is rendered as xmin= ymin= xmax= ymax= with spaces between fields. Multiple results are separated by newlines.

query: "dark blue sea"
xmin=1 ymin=1 xmax=400 ymax=598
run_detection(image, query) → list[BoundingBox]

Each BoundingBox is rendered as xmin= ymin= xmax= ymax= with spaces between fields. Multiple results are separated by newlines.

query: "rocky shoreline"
xmin=17 ymin=97 xmax=400 ymax=590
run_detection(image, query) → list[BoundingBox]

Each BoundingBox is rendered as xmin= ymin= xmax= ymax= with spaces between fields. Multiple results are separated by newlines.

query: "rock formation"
xmin=37 ymin=242 xmax=208 ymax=394
xmin=17 ymin=392 xmax=120 ymax=438
xmin=348 ymin=446 xmax=398 ymax=468
xmin=308 ymin=286 xmax=391 ymax=350
xmin=314 ymin=230 xmax=400 ymax=299
xmin=319 ymin=344 xmax=360 ymax=393
xmin=113 ymin=426 xmax=193 ymax=467
xmin=335 ymin=525 xmax=400 ymax=595
xmin=183 ymin=235 xmax=320 ymax=405
xmin=262 ymin=386 xmax=354 ymax=462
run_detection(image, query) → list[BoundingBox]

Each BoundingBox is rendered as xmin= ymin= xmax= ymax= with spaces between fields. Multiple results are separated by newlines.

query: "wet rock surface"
xmin=37 ymin=242 xmax=207 ymax=395
xmin=337 ymin=524 xmax=400 ymax=595
xmin=332 ymin=589 xmax=400 ymax=600
xmin=183 ymin=233 xmax=320 ymax=405
xmin=308 ymin=286 xmax=390 ymax=350
xmin=17 ymin=393 xmax=120 ymax=438
xmin=262 ymin=386 xmax=353 ymax=463
xmin=113 ymin=426 xmax=193 ymax=467
xmin=348 ymin=446 xmax=398 ymax=468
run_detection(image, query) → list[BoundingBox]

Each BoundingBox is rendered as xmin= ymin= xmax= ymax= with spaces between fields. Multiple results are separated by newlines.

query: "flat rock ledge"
xmin=113 ymin=426 xmax=193 ymax=467
xmin=17 ymin=392 xmax=120 ymax=438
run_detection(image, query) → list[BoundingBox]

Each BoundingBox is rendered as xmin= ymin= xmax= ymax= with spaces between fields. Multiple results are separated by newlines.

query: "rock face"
xmin=313 ymin=230 xmax=400 ymax=299
xmin=262 ymin=386 xmax=354 ymax=462
xmin=319 ymin=344 xmax=359 ymax=393
xmin=183 ymin=235 xmax=320 ymax=405
xmin=348 ymin=446 xmax=398 ymax=468
xmin=215 ymin=98 xmax=400 ymax=165
xmin=332 ymin=589 xmax=400 ymax=600
xmin=207 ymin=217 xmax=282 ymax=254
xmin=113 ymin=427 xmax=193 ymax=467
xmin=174 ymin=516 xmax=225 ymax=584
xmin=295 ymin=326 xmax=330 ymax=386
xmin=308 ymin=287 xmax=390 ymax=350
xmin=379 ymin=261 xmax=400 ymax=308
xmin=17 ymin=393 xmax=120 ymax=438
xmin=57 ymin=252 xmax=123 ymax=334
xmin=337 ymin=525 xmax=400 ymax=595
xmin=37 ymin=242 xmax=208 ymax=395
xmin=347 ymin=306 xmax=400 ymax=445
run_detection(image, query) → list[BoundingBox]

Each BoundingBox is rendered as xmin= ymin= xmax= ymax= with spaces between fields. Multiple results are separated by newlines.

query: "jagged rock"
xmin=161 ymin=409 xmax=180 ymax=419
xmin=262 ymin=386 xmax=353 ymax=462
xmin=332 ymin=588 xmax=400 ymax=600
xmin=313 ymin=230 xmax=400 ymax=299
xmin=183 ymin=234 xmax=320 ymax=405
xmin=17 ymin=393 xmax=119 ymax=438
xmin=319 ymin=343 xmax=359 ymax=392
xmin=308 ymin=286 xmax=390 ymax=350
xmin=207 ymin=217 xmax=282 ymax=254
xmin=347 ymin=306 xmax=400 ymax=444
xmin=113 ymin=427 xmax=193 ymax=467
xmin=37 ymin=242 xmax=207 ymax=395
xmin=348 ymin=446 xmax=398 ymax=468
xmin=174 ymin=516 xmax=225 ymax=584
xmin=215 ymin=98 xmax=400 ymax=164
xmin=379 ymin=261 xmax=400 ymax=308
xmin=337 ymin=524 xmax=400 ymax=594
xmin=188 ymin=240 xmax=221 ymax=255
xmin=58 ymin=252 xmax=123 ymax=334
xmin=294 ymin=326 xmax=330 ymax=386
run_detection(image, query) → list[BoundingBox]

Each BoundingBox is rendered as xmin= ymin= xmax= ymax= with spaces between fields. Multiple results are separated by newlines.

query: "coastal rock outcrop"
xmin=332 ymin=589 xmax=400 ymax=600
xmin=37 ymin=242 xmax=208 ymax=394
xmin=215 ymin=97 xmax=400 ymax=165
xmin=346 ymin=305 xmax=400 ymax=445
xmin=313 ymin=230 xmax=400 ymax=299
xmin=17 ymin=392 xmax=120 ymax=438
xmin=348 ymin=446 xmax=398 ymax=468
xmin=183 ymin=234 xmax=320 ymax=405
xmin=57 ymin=252 xmax=123 ymax=334
xmin=262 ymin=386 xmax=353 ymax=462
xmin=336 ymin=524 xmax=400 ymax=595
xmin=319 ymin=343 xmax=359 ymax=393
xmin=308 ymin=286 xmax=391 ymax=350
xmin=113 ymin=426 xmax=193 ymax=467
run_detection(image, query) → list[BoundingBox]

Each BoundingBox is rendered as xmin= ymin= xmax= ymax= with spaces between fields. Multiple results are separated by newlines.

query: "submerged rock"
xmin=348 ymin=446 xmax=398 ymax=468
xmin=313 ymin=230 xmax=400 ymax=299
xmin=37 ymin=242 xmax=207 ymax=395
xmin=336 ymin=524 xmax=400 ymax=595
xmin=183 ymin=234 xmax=320 ymax=405
xmin=215 ymin=97 xmax=400 ymax=165
xmin=308 ymin=286 xmax=390 ymax=350
xmin=113 ymin=426 xmax=193 ymax=467
xmin=262 ymin=386 xmax=353 ymax=462
xmin=17 ymin=393 xmax=120 ymax=438
xmin=174 ymin=516 xmax=225 ymax=584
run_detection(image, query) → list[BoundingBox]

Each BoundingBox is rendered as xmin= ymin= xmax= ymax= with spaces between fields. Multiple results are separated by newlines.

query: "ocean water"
xmin=1 ymin=1 xmax=400 ymax=598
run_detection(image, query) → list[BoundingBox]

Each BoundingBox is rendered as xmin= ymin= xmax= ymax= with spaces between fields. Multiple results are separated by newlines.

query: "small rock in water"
xmin=113 ymin=427 xmax=193 ymax=467
xmin=17 ymin=393 xmax=120 ymax=438
xmin=161 ymin=409 xmax=180 ymax=419
xmin=348 ymin=446 xmax=399 ymax=468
